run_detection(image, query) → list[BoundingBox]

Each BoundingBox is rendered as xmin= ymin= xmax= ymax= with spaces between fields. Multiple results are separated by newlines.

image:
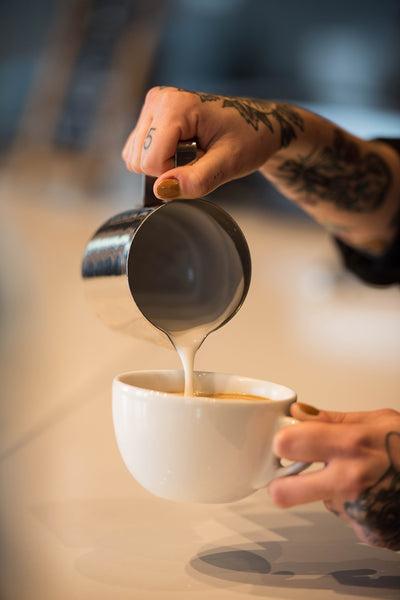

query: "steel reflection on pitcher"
xmin=81 ymin=198 xmax=251 ymax=348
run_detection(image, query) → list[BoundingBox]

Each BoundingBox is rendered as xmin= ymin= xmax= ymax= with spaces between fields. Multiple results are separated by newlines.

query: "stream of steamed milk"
xmin=167 ymin=284 xmax=244 ymax=397
xmin=175 ymin=342 xmax=198 ymax=397
xmin=128 ymin=201 xmax=248 ymax=397
xmin=170 ymin=329 xmax=208 ymax=396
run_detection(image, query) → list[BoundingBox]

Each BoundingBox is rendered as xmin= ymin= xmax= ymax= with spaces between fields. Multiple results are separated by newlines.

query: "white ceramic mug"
xmin=112 ymin=370 xmax=309 ymax=503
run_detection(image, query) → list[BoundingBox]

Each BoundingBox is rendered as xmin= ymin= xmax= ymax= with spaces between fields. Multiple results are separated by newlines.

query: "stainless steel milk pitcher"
xmin=81 ymin=141 xmax=251 ymax=348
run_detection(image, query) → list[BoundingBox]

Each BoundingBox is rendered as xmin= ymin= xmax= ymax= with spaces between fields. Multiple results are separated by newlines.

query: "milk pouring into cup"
xmin=82 ymin=141 xmax=310 ymax=501
xmin=82 ymin=140 xmax=251 ymax=393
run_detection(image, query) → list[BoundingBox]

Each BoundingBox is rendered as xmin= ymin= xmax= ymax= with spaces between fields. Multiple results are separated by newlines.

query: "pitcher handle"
xmin=144 ymin=139 xmax=198 ymax=207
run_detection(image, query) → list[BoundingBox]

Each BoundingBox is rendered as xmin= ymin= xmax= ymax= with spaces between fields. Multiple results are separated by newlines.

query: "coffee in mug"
xmin=113 ymin=369 xmax=309 ymax=503
xmin=170 ymin=391 xmax=271 ymax=401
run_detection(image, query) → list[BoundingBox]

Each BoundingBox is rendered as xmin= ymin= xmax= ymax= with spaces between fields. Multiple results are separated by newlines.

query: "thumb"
xmin=291 ymin=402 xmax=348 ymax=423
xmin=154 ymin=144 xmax=236 ymax=200
xmin=290 ymin=402 xmax=374 ymax=425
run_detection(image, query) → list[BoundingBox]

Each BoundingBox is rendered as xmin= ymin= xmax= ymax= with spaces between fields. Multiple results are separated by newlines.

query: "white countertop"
xmin=1 ymin=190 xmax=399 ymax=600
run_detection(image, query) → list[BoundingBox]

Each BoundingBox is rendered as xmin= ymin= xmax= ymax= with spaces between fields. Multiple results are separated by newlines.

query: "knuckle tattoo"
xmin=143 ymin=127 xmax=156 ymax=151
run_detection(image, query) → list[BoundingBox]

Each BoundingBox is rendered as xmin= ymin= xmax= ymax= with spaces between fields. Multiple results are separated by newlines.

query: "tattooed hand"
xmin=122 ymin=86 xmax=304 ymax=199
xmin=122 ymin=85 xmax=400 ymax=255
xmin=269 ymin=405 xmax=400 ymax=550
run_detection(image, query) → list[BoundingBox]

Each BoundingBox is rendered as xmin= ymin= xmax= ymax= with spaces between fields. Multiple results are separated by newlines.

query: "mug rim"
xmin=113 ymin=369 xmax=296 ymax=405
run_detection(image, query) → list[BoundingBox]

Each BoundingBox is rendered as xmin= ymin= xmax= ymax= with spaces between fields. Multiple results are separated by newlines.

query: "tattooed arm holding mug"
xmin=122 ymin=86 xmax=400 ymax=549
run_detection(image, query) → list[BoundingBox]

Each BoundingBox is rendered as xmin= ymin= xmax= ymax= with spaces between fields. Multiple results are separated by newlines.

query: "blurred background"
xmin=2 ymin=0 xmax=400 ymax=202
xmin=1 ymin=1 xmax=400 ymax=597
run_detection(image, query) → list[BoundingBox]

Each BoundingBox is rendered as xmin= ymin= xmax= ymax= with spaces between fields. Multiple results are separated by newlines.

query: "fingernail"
xmin=297 ymin=402 xmax=320 ymax=416
xmin=157 ymin=178 xmax=180 ymax=199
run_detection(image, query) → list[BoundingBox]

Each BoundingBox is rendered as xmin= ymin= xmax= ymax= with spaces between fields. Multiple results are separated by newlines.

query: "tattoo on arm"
xmin=320 ymin=221 xmax=353 ymax=236
xmin=319 ymin=221 xmax=388 ymax=254
xmin=144 ymin=127 xmax=156 ymax=150
xmin=275 ymin=128 xmax=392 ymax=213
xmin=178 ymin=89 xmax=304 ymax=150
xmin=344 ymin=431 xmax=400 ymax=551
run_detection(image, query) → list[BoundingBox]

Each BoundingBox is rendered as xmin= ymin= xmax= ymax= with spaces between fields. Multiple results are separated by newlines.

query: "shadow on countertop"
xmin=187 ymin=508 xmax=400 ymax=598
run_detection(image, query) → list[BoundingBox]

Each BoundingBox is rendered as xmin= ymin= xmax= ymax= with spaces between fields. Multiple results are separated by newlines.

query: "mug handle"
xmin=274 ymin=415 xmax=311 ymax=478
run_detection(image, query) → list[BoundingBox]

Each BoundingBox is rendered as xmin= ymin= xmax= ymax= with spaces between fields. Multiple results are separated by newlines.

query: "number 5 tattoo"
xmin=144 ymin=127 xmax=156 ymax=150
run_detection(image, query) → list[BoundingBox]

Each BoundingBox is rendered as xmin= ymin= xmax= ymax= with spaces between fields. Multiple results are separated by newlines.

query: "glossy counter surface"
xmin=1 ymin=192 xmax=399 ymax=599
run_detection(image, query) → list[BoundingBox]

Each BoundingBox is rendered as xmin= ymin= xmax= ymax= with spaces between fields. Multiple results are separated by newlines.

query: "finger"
xmin=127 ymin=118 xmax=155 ymax=174
xmin=121 ymin=134 xmax=131 ymax=162
xmin=123 ymin=87 xmax=161 ymax=170
xmin=324 ymin=499 xmax=351 ymax=521
xmin=328 ymin=408 xmax=400 ymax=424
xmin=154 ymin=143 xmax=236 ymax=200
xmin=142 ymin=126 xmax=183 ymax=175
xmin=273 ymin=421 xmax=365 ymax=463
xmin=126 ymin=122 xmax=190 ymax=177
xmin=290 ymin=403 xmax=321 ymax=421
xmin=122 ymin=124 xmax=137 ymax=162
xmin=268 ymin=465 xmax=335 ymax=508
xmin=270 ymin=449 xmax=377 ymax=509
xmin=290 ymin=403 xmax=351 ymax=424
xmin=122 ymin=128 xmax=142 ymax=172
xmin=126 ymin=88 xmax=202 ymax=176
xmin=273 ymin=422 xmax=333 ymax=463
xmin=290 ymin=403 xmax=387 ymax=425
xmin=122 ymin=101 xmax=149 ymax=169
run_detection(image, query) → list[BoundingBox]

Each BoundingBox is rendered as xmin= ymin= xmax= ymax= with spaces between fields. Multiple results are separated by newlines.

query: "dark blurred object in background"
xmin=0 ymin=0 xmax=168 ymax=193
xmin=150 ymin=0 xmax=400 ymax=107
xmin=1 ymin=0 xmax=400 ymax=198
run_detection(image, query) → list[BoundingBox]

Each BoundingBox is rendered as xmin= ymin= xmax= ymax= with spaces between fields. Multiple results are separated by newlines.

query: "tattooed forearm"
xmin=178 ymin=89 xmax=304 ymax=150
xmin=320 ymin=221 xmax=388 ymax=254
xmin=344 ymin=431 xmax=400 ymax=551
xmin=275 ymin=128 xmax=391 ymax=213
xmin=320 ymin=221 xmax=353 ymax=236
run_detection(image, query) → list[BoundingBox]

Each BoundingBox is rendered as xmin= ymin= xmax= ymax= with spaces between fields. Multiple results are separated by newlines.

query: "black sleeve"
xmin=334 ymin=138 xmax=400 ymax=286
